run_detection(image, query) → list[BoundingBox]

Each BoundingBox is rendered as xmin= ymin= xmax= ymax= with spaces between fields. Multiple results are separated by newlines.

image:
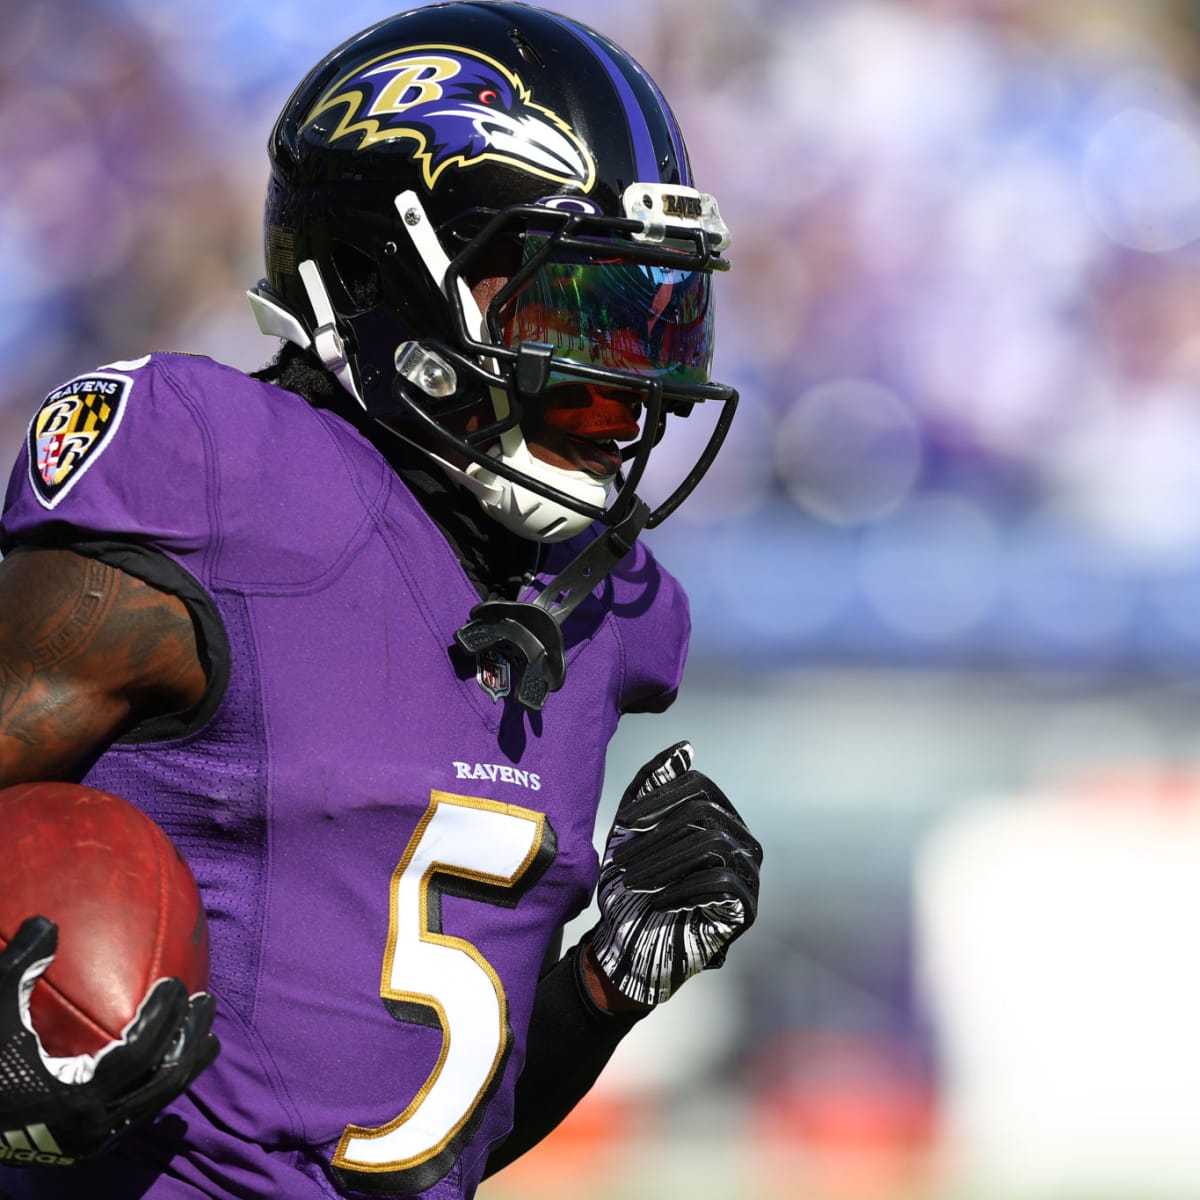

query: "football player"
xmin=0 ymin=4 xmax=762 ymax=1197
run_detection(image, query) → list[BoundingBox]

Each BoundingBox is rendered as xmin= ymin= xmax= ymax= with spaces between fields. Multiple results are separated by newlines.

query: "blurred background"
xmin=7 ymin=0 xmax=1200 ymax=1197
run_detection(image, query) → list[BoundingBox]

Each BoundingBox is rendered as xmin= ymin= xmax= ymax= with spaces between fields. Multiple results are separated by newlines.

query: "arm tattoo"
xmin=0 ymin=549 xmax=205 ymax=783
xmin=28 ymin=556 xmax=116 ymax=674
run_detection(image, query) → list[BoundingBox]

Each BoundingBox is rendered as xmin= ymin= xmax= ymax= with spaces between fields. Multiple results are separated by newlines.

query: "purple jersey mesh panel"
xmin=84 ymin=589 xmax=269 ymax=1025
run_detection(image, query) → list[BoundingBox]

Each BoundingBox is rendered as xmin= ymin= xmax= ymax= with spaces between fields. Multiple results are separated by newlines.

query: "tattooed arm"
xmin=0 ymin=548 xmax=220 ymax=1159
xmin=0 ymin=547 xmax=206 ymax=786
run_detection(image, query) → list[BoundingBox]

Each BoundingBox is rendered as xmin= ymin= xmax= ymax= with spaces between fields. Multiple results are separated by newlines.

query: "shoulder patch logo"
xmin=27 ymin=371 xmax=132 ymax=509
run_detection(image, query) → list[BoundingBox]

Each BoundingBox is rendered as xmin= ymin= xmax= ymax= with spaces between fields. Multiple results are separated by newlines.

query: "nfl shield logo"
xmin=476 ymin=649 xmax=511 ymax=702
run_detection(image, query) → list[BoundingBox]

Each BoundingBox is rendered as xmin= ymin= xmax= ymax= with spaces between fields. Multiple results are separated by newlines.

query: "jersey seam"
xmin=205 ymin=979 xmax=310 ymax=1151
xmin=150 ymin=355 xmax=226 ymax=586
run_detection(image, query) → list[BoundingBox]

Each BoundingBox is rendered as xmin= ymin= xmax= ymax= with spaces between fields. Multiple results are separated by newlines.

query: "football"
xmin=0 ymin=780 xmax=209 ymax=1057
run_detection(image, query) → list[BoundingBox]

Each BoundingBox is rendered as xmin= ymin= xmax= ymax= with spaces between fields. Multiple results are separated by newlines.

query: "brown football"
xmin=0 ymin=781 xmax=209 ymax=1056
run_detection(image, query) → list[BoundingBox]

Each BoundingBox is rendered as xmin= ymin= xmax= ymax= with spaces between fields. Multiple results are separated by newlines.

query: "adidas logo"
xmin=0 ymin=1123 xmax=75 ymax=1165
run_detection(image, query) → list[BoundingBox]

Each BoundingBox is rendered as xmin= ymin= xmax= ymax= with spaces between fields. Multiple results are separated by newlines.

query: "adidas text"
xmin=0 ymin=1123 xmax=74 ymax=1165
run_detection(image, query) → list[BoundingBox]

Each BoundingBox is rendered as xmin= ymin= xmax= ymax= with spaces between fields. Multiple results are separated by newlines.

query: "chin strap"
xmin=455 ymin=500 xmax=650 ymax=712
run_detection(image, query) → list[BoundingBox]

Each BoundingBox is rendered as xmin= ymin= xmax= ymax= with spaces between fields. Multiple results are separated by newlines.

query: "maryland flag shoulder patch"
xmin=27 ymin=371 xmax=132 ymax=508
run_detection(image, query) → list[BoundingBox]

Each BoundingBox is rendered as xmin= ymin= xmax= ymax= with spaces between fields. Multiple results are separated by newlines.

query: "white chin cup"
xmin=465 ymin=439 xmax=613 ymax=543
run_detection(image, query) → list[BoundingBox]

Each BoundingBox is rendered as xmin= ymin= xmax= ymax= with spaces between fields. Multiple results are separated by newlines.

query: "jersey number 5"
xmin=330 ymin=790 xmax=555 ymax=1196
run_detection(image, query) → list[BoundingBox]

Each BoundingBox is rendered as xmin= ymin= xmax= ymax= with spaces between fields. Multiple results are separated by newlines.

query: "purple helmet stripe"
xmin=542 ymin=13 xmax=663 ymax=183
xmin=623 ymin=56 xmax=691 ymax=187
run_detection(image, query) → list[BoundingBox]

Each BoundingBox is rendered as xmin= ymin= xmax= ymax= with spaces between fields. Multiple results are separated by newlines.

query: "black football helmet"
xmin=250 ymin=0 xmax=737 ymax=546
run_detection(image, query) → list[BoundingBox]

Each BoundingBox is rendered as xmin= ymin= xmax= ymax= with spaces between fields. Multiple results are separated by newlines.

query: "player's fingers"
xmin=0 ymin=915 xmax=58 ymax=978
xmin=112 ymin=996 xmax=219 ymax=1119
xmin=617 ymin=768 xmax=739 ymax=834
xmin=163 ymin=992 xmax=217 ymax=1073
xmin=651 ymin=866 xmax=761 ymax=924
xmin=126 ymin=978 xmax=190 ymax=1050
xmin=612 ymin=790 xmax=758 ymax=878
xmin=93 ymin=978 xmax=189 ymax=1094
xmin=614 ymin=822 xmax=720 ymax=887
xmin=625 ymin=741 xmax=693 ymax=802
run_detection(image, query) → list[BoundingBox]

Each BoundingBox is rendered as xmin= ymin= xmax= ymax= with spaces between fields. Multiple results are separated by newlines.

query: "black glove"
xmin=588 ymin=742 xmax=762 ymax=1007
xmin=0 ymin=915 xmax=218 ymax=1165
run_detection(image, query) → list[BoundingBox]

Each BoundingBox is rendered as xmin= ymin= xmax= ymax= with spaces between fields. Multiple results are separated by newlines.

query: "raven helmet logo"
xmin=27 ymin=371 xmax=131 ymax=509
xmin=302 ymin=44 xmax=596 ymax=192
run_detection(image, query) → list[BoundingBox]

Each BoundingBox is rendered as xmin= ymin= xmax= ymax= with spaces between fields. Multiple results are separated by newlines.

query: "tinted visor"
xmin=498 ymin=236 xmax=715 ymax=388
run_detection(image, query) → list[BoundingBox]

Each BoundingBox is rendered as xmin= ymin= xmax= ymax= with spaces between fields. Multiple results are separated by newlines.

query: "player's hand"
xmin=0 ymin=915 xmax=218 ymax=1165
xmin=588 ymin=742 xmax=762 ymax=1007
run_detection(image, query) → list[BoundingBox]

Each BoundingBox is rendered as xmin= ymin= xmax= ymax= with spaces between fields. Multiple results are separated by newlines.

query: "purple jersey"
xmin=0 ymin=353 xmax=689 ymax=1198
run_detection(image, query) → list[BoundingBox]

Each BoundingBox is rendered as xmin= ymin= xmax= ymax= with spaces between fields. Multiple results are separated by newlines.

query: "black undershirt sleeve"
xmin=483 ymin=942 xmax=647 ymax=1178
